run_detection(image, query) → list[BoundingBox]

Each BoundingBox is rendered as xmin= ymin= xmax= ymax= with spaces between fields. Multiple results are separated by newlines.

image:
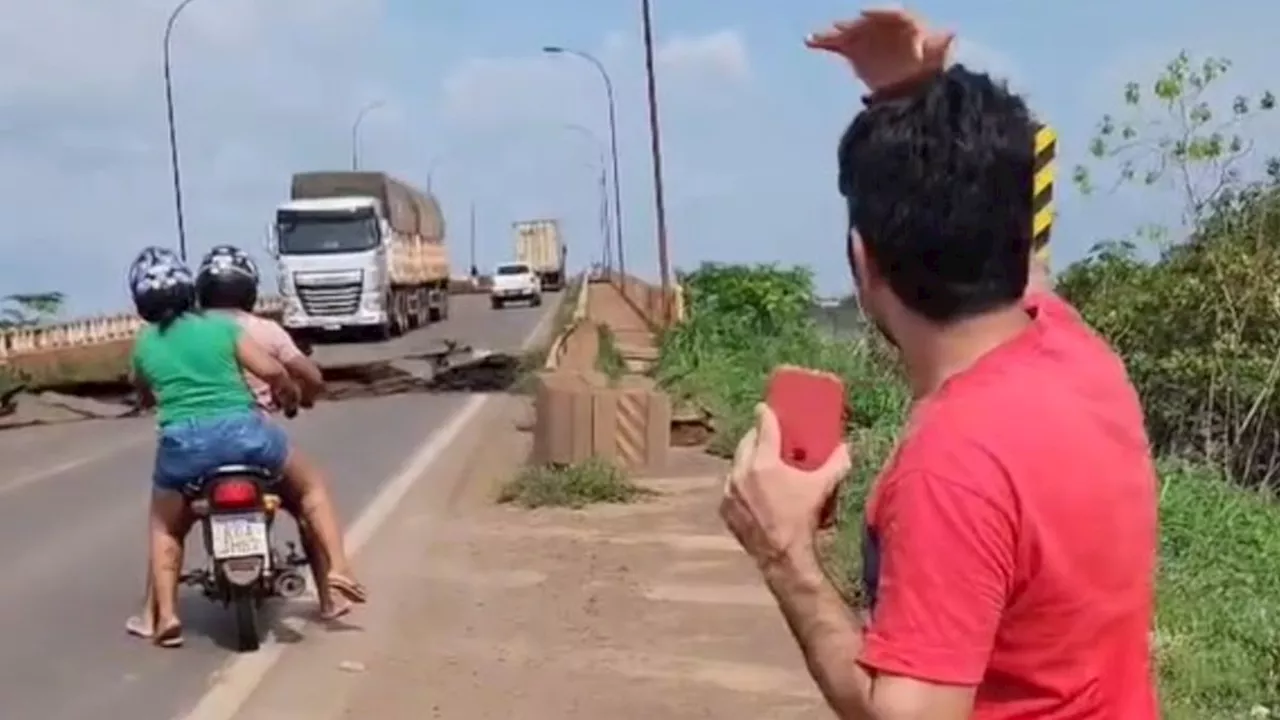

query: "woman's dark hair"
xmin=138 ymin=290 xmax=197 ymax=333
xmin=838 ymin=65 xmax=1036 ymax=323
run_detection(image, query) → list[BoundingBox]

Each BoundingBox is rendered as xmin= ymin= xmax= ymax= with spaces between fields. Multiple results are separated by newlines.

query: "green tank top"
xmin=131 ymin=313 xmax=256 ymax=426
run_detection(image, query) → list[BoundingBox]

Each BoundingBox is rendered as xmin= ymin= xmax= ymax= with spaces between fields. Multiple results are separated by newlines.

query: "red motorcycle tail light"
xmin=210 ymin=478 xmax=258 ymax=509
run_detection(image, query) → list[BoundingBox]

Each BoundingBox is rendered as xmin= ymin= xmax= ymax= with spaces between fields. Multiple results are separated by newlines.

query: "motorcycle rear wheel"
xmin=232 ymin=588 xmax=261 ymax=652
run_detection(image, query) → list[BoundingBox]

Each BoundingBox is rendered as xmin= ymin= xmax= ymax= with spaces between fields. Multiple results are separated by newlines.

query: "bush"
xmin=655 ymin=263 xmax=907 ymax=457
xmin=498 ymin=457 xmax=653 ymax=509
xmin=657 ymin=263 xmax=1280 ymax=717
xmin=1059 ymin=182 xmax=1280 ymax=488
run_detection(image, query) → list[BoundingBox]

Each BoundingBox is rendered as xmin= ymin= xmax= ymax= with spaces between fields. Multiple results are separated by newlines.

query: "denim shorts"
xmin=152 ymin=411 xmax=289 ymax=491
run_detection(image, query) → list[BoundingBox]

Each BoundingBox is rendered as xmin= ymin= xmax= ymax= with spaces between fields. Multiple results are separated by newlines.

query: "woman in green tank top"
xmin=128 ymin=247 xmax=301 ymax=647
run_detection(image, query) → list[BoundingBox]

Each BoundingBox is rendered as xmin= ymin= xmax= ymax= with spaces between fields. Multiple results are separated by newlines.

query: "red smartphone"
xmin=765 ymin=366 xmax=848 ymax=528
xmin=765 ymin=365 xmax=846 ymax=471
xmin=762 ymin=363 xmax=844 ymax=527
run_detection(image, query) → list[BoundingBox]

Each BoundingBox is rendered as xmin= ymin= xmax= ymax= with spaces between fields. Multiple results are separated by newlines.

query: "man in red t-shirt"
xmin=719 ymin=9 xmax=1159 ymax=719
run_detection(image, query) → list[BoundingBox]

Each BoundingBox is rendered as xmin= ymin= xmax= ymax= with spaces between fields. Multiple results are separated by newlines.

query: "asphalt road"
xmin=0 ymin=292 xmax=555 ymax=720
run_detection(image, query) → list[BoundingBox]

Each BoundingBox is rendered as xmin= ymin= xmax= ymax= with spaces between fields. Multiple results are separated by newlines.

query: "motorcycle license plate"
xmin=210 ymin=513 xmax=269 ymax=559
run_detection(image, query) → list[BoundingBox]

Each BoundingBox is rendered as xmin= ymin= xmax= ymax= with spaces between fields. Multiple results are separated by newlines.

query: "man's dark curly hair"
xmin=838 ymin=65 xmax=1036 ymax=323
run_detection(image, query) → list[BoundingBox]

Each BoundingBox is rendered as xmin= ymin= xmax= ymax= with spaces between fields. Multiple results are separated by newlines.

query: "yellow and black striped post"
xmin=1032 ymin=124 xmax=1056 ymax=268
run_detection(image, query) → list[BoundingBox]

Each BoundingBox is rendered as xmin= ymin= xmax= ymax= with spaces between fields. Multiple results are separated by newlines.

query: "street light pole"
xmin=163 ymin=0 xmax=200 ymax=262
xmin=469 ymin=201 xmax=478 ymax=277
xmin=562 ymin=123 xmax=612 ymax=271
xmin=426 ymin=151 xmax=446 ymax=192
xmin=543 ymin=46 xmax=626 ymax=280
xmin=640 ymin=0 xmax=672 ymax=320
xmin=350 ymin=100 xmax=385 ymax=171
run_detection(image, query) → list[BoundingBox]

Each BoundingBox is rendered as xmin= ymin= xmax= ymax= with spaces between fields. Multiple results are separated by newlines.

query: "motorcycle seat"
xmin=202 ymin=464 xmax=278 ymax=482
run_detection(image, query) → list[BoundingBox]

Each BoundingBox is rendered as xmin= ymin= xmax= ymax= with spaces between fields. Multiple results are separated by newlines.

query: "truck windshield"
xmin=276 ymin=211 xmax=379 ymax=255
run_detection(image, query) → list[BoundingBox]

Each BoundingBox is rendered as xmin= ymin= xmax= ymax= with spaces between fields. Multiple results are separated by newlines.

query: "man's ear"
xmin=848 ymin=230 xmax=878 ymax=289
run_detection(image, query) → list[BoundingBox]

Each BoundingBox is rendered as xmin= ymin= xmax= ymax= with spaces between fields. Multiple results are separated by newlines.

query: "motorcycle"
xmin=178 ymin=464 xmax=311 ymax=652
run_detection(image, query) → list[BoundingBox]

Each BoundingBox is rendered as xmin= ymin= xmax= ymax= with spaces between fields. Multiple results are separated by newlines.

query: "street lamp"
xmin=426 ymin=150 xmax=449 ymax=192
xmin=162 ymin=0 xmax=201 ymax=262
xmin=561 ymin=123 xmax=613 ymax=271
xmin=351 ymin=100 xmax=385 ymax=171
xmin=542 ymin=45 xmax=626 ymax=279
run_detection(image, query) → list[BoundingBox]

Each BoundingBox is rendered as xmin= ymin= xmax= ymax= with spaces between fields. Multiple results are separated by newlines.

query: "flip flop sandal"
xmin=326 ymin=574 xmax=368 ymax=604
xmin=319 ymin=600 xmax=354 ymax=623
xmin=125 ymin=615 xmax=154 ymax=639
xmin=154 ymin=622 xmax=184 ymax=649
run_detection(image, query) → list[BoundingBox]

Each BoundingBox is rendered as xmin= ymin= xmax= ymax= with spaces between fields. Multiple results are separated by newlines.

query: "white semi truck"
xmin=513 ymin=219 xmax=567 ymax=292
xmin=268 ymin=171 xmax=450 ymax=342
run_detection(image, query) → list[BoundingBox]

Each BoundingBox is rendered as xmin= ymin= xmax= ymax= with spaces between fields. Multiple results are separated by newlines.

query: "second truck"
xmin=512 ymin=219 xmax=567 ymax=292
xmin=269 ymin=171 xmax=450 ymax=342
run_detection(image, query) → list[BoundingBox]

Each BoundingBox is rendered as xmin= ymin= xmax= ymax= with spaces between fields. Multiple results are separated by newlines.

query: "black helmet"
xmin=196 ymin=244 xmax=260 ymax=312
xmin=129 ymin=246 xmax=196 ymax=325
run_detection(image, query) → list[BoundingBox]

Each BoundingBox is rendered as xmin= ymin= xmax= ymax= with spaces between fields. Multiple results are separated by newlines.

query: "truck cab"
xmin=490 ymin=262 xmax=542 ymax=309
xmin=271 ymin=197 xmax=392 ymax=337
xmin=269 ymin=171 xmax=450 ymax=342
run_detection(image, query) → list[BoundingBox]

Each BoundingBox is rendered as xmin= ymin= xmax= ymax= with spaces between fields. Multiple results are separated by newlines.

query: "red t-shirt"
xmin=858 ymin=291 xmax=1159 ymax=719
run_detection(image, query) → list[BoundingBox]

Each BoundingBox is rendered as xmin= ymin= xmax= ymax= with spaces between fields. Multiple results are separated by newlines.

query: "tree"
xmin=1072 ymin=51 xmax=1275 ymax=226
xmin=0 ymin=292 xmax=66 ymax=328
xmin=1061 ymin=52 xmax=1280 ymax=487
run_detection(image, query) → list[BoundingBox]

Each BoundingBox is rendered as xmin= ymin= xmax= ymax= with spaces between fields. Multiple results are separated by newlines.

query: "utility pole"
xmin=640 ymin=0 xmax=672 ymax=321
xmin=469 ymin=202 xmax=478 ymax=277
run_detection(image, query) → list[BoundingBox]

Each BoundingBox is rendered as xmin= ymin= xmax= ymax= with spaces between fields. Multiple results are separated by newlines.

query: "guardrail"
xmin=0 ymin=297 xmax=285 ymax=363
xmin=603 ymin=270 xmax=684 ymax=329
xmin=0 ymin=275 xmax=497 ymax=364
xmin=544 ymin=273 xmax=591 ymax=371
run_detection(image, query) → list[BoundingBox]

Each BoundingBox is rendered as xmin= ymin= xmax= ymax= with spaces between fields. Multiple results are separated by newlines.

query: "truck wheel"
xmin=532 ymin=294 xmax=543 ymax=307
xmin=428 ymin=292 xmax=445 ymax=323
xmin=491 ymin=297 xmax=503 ymax=310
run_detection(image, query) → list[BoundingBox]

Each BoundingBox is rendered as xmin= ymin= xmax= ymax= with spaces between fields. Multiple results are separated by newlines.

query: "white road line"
xmin=175 ymin=295 xmax=562 ymax=720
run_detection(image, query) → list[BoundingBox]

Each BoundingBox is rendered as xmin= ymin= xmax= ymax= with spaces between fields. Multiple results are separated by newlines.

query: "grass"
xmin=594 ymin=325 xmax=626 ymax=383
xmin=510 ymin=276 xmax=585 ymax=394
xmin=656 ymin=264 xmax=1280 ymax=718
xmin=498 ymin=456 xmax=654 ymax=509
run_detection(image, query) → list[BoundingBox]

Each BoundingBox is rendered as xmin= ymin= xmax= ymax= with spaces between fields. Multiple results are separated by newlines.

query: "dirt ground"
xmin=232 ymin=393 xmax=829 ymax=720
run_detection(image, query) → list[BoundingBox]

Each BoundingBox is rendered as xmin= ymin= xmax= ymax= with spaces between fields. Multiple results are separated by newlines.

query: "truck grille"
xmin=297 ymin=283 xmax=361 ymax=316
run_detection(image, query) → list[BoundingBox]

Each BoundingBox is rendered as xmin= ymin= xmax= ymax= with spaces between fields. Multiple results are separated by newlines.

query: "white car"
xmin=490 ymin=262 xmax=543 ymax=309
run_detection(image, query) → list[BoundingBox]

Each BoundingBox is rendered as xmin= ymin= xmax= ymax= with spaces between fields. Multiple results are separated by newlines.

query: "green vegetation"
xmin=498 ymin=456 xmax=653 ymax=509
xmin=0 ymin=291 xmax=65 ymax=328
xmin=512 ymin=276 xmax=586 ymax=394
xmin=594 ymin=324 xmax=626 ymax=383
xmin=655 ymin=53 xmax=1280 ymax=717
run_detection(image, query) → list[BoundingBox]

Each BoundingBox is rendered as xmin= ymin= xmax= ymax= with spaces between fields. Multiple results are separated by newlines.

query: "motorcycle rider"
xmin=126 ymin=246 xmax=366 ymax=647
xmin=127 ymin=246 xmax=299 ymax=647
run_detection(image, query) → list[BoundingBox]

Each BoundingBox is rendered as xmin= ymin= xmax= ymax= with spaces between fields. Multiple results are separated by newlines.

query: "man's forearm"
xmin=763 ymin=545 xmax=874 ymax=719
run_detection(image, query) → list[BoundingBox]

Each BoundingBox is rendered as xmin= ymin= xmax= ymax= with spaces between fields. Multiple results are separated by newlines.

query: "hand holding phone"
xmin=764 ymin=365 xmax=848 ymax=527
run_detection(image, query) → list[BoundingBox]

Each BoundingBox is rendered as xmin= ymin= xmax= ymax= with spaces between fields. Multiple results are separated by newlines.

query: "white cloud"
xmin=657 ymin=29 xmax=750 ymax=85
xmin=440 ymin=28 xmax=751 ymax=129
xmin=0 ymin=0 xmax=385 ymax=314
xmin=431 ymin=28 xmax=759 ymax=281
xmin=951 ymin=37 xmax=1025 ymax=93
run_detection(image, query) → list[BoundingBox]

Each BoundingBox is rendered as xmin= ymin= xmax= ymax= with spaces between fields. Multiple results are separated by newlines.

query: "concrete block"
xmin=531 ymin=372 xmax=671 ymax=472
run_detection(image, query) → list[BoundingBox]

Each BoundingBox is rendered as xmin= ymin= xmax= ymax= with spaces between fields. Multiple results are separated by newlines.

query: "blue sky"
xmin=2 ymin=0 xmax=1277 ymax=314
